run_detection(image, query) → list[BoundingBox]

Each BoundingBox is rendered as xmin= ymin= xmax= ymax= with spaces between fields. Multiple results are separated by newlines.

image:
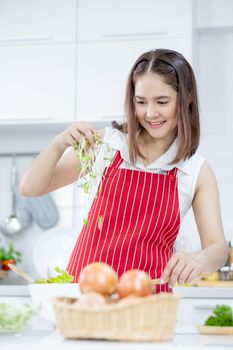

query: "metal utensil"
xmin=8 ymin=263 xmax=35 ymax=283
xmin=0 ymin=155 xmax=24 ymax=237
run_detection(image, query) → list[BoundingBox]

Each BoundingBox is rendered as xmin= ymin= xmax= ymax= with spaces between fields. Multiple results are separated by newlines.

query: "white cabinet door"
xmin=195 ymin=0 xmax=233 ymax=28
xmin=0 ymin=0 xmax=76 ymax=43
xmin=178 ymin=298 xmax=233 ymax=326
xmin=77 ymin=0 xmax=192 ymax=41
xmin=76 ymin=38 xmax=192 ymax=123
xmin=0 ymin=44 xmax=75 ymax=123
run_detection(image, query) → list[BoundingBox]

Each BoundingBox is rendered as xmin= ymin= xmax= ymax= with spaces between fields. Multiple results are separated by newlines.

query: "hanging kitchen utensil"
xmin=0 ymin=155 xmax=24 ymax=237
xmin=13 ymin=178 xmax=32 ymax=228
xmin=25 ymin=193 xmax=59 ymax=230
xmin=8 ymin=263 xmax=35 ymax=283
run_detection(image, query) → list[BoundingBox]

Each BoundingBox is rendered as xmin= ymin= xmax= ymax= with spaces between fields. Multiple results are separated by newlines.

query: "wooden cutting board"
xmin=197 ymin=325 xmax=233 ymax=335
xmin=196 ymin=280 xmax=233 ymax=287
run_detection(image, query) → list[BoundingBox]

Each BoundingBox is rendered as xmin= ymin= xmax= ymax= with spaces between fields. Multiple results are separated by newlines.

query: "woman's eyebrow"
xmin=157 ymin=95 xmax=171 ymax=99
xmin=135 ymin=95 xmax=145 ymax=99
xmin=135 ymin=95 xmax=171 ymax=100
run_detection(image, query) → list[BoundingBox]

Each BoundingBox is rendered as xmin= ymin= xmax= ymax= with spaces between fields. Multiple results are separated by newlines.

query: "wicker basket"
xmin=53 ymin=293 xmax=180 ymax=342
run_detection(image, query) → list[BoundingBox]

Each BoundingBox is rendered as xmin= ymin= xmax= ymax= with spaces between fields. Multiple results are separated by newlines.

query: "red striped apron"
xmin=67 ymin=150 xmax=181 ymax=293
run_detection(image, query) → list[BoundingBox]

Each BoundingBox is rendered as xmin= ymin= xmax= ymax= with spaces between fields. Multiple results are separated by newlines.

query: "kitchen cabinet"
xmin=0 ymin=44 xmax=75 ymax=123
xmin=178 ymin=298 xmax=233 ymax=326
xmin=76 ymin=0 xmax=192 ymax=123
xmin=76 ymin=38 xmax=192 ymax=122
xmin=0 ymin=0 xmax=76 ymax=44
xmin=77 ymin=0 xmax=192 ymax=41
xmin=195 ymin=0 xmax=233 ymax=29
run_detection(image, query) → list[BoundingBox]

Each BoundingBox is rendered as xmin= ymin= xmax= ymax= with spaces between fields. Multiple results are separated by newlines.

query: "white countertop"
xmin=1 ymin=285 xmax=233 ymax=299
xmin=1 ymin=286 xmax=233 ymax=350
xmin=0 ymin=326 xmax=233 ymax=350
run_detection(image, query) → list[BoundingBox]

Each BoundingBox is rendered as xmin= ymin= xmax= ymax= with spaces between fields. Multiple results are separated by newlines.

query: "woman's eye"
xmin=136 ymin=100 xmax=146 ymax=105
xmin=158 ymin=101 xmax=168 ymax=105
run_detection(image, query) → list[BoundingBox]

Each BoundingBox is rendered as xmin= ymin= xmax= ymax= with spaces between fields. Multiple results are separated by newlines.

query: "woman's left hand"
xmin=160 ymin=251 xmax=205 ymax=287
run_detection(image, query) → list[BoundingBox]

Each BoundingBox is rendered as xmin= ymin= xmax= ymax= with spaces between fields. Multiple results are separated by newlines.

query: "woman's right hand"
xmin=54 ymin=121 xmax=97 ymax=152
xmin=20 ymin=121 xmax=99 ymax=196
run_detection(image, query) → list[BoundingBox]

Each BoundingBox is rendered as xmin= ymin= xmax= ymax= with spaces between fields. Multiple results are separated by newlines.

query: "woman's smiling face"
xmin=134 ymin=72 xmax=178 ymax=144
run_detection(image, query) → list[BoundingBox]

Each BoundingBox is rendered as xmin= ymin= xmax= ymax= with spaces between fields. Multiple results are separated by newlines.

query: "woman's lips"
xmin=147 ymin=120 xmax=166 ymax=129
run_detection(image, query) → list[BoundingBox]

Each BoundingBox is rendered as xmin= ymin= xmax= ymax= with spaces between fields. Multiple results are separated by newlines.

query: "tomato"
xmin=2 ymin=259 xmax=16 ymax=271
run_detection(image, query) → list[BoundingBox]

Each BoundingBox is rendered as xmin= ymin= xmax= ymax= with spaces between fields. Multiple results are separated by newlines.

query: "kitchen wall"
xmin=1 ymin=0 xmax=233 ymax=284
xmin=0 ymin=126 xmax=77 ymax=284
xmin=176 ymin=0 xmax=233 ymax=253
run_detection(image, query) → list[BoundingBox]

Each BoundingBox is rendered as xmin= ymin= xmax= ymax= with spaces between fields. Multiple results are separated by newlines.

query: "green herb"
xmin=204 ymin=305 xmax=233 ymax=326
xmin=74 ymin=131 xmax=113 ymax=225
xmin=83 ymin=218 xmax=89 ymax=225
xmin=0 ymin=242 xmax=22 ymax=263
xmin=74 ymin=132 xmax=103 ymax=184
xmin=34 ymin=266 xmax=74 ymax=284
xmin=0 ymin=303 xmax=39 ymax=333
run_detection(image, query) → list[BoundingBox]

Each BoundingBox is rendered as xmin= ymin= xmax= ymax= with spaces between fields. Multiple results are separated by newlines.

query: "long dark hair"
xmin=112 ymin=48 xmax=200 ymax=164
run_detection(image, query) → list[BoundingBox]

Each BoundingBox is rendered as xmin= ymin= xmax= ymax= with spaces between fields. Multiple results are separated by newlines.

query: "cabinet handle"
xmin=0 ymin=36 xmax=54 ymax=43
xmin=194 ymin=304 xmax=216 ymax=310
xmin=101 ymin=31 xmax=168 ymax=39
xmin=0 ymin=117 xmax=52 ymax=122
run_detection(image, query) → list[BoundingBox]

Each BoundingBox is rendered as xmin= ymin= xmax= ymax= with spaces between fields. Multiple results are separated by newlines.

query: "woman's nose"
xmin=146 ymin=104 xmax=159 ymax=118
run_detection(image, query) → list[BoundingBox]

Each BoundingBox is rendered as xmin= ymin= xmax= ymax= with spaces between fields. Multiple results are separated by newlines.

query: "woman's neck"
xmin=138 ymin=132 xmax=176 ymax=166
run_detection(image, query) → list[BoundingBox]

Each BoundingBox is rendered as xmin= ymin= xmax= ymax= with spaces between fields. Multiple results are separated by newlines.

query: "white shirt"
xmin=79 ymin=127 xmax=205 ymax=225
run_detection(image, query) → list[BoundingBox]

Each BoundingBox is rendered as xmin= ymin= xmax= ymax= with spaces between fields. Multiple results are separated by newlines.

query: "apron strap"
xmin=109 ymin=150 xmax=123 ymax=169
xmin=167 ymin=167 xmax=178 ymax=183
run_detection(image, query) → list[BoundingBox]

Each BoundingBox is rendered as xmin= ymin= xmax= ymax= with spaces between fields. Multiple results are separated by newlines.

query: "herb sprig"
xmin=74 ymin=131 xmax=112 ymax=226
xmin=74 ymin=132 xmax=103 ymax=194
xmin=204 ymin=305 xmax=233 ymax=326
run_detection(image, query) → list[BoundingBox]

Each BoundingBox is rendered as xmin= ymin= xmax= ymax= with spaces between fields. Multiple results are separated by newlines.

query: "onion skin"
xmin=117 ymin=269 xmax=152 ymax=298
xmin=79 ymin=262 xmax=118 ymax=296
xmin=74 ymin=292 xmax=107 ymax=307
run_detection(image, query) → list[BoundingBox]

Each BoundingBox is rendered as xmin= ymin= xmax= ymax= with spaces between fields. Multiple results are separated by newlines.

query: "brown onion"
xmin=117 ymin=269 xmax=152 ymax=298
xmin=79 ymin=262 xmax=118 ymax=296
xmin=74 ymin=292 xmax=107 ymax=308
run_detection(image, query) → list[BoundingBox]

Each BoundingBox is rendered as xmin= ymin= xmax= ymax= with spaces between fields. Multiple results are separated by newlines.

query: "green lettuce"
xmin=205 ymin=305 xmax=233 ymax=326
xmin=34 ymin=266 xmax=74 ymax=284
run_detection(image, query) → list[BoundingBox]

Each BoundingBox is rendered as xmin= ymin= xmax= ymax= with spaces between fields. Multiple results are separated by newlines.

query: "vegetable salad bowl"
xmin=0 ymin=302 xmax=39 ymax=334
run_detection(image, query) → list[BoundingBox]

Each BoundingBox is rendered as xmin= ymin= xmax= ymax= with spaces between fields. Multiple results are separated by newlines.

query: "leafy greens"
xmin=0 ymin=303 xmax=39 ymax=333
xmin=34 ymin=266 xmax=74 ymax=284
xmin=204 ymin=305 xmax=233 ymax=326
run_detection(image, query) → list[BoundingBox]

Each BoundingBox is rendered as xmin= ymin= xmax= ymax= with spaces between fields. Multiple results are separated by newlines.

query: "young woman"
xmin=20 ymin=49 xmax=228 ymax=293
